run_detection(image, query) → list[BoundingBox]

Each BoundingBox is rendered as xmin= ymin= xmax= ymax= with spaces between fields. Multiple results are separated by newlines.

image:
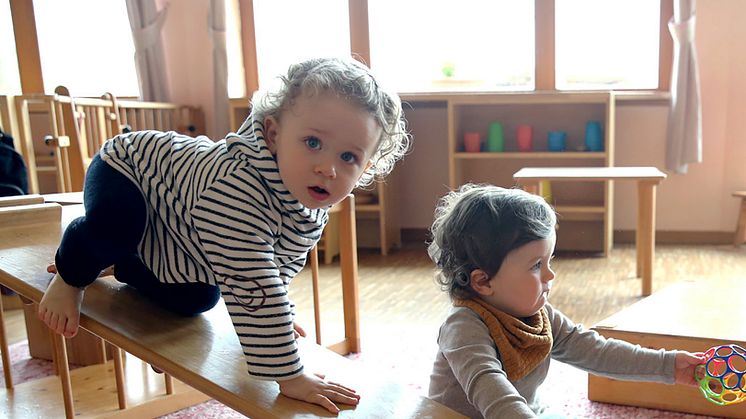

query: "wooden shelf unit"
xmin=446 ymin=91 xmax=616 ymax=253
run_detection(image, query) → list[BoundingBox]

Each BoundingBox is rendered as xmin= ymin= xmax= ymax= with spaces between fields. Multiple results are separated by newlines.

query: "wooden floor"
xmin=3 ymin=242 xmax=746 ymax=405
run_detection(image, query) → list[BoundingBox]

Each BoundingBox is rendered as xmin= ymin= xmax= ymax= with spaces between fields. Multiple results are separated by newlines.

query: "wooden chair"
xmin=733 ymin=191 xmax=746 ymax=245
xmin=115 ymin=96 xmax=204 ymax=135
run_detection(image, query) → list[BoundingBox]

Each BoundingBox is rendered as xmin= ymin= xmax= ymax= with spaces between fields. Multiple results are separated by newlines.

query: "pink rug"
xmin=1 ymin=340 xmax=721 ymax=418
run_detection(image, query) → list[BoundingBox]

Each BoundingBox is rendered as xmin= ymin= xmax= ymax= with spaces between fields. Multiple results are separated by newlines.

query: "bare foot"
xmin=38 ymin=274 xmax=84 ymax=338
xmin=47 ymin=263 xmax=113 ymax=277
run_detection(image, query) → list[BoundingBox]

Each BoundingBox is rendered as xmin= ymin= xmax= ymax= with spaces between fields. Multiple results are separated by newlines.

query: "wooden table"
xmin=514 ymin=166 xmax=667 ymax=296
xmin=588 ymin=280 xmax=746 ymax=418
xmin=0 ymin=202 xmax=462 ymax=418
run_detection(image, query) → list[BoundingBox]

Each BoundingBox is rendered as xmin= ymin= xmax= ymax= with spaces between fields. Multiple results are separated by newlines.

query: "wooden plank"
xmin=0 ymin=205 xmax=462 ymax=418
xmin=589 ymin=280 xmax=746 ymax=418
xmin=514 ymin=166 xmax=667 ymax=182
xmin=0 ymin=194 xmax=44 ymax=207
xmin=0 ymin=203 xmax=61 ymax=229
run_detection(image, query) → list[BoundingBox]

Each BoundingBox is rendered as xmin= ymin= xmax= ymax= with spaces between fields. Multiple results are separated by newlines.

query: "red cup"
xmin=516 ymin=125 xmax=533 ymax=152
xmin=464 ymin=132 xmax=481 ymax=152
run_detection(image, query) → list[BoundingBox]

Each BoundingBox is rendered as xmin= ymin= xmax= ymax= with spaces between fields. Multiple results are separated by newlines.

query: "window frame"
xmin=11 ymin=0 xmax=673 ymax=95
xmin=238 ymin=0 xmax=672 ymax=95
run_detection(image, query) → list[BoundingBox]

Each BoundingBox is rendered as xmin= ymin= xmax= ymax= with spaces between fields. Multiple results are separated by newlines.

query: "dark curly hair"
xmin=427 ymin=184 xmax=557 ymax=300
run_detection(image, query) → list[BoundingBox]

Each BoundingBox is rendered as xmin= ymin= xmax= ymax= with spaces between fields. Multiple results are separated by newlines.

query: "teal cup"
xmin=487 ymin=122 xmax=504 ymax=152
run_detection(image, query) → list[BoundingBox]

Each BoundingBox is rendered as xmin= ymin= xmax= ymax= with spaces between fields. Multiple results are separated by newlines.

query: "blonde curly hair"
xmin=251 ymin=57 xmax=410 ymax=186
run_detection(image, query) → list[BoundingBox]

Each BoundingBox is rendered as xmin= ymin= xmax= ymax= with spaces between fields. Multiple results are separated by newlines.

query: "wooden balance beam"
xmin=0 ymin=198 xmax=461 ymax=418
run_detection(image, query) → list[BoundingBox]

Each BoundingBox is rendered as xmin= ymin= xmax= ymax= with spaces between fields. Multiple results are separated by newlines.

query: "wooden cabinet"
xmin=445 ymin=92 xmax=616 ymax=253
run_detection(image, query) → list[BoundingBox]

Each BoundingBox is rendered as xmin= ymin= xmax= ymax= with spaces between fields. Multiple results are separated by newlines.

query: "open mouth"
xmin=308 ymin=186 xmax=331 ymax=201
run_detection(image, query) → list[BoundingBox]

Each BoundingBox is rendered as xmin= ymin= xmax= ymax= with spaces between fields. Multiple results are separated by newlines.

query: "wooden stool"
xmin=733 ymin=191 xmax=746 ymax=245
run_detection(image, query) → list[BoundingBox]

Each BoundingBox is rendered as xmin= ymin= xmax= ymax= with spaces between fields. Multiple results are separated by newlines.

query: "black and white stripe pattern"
xmin=100 ymin=117 xmax=327 ymax=380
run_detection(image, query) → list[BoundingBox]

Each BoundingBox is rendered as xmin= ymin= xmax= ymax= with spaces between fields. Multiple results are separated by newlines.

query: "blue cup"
xmin=585 ymin=121 xmax=603 ymax=151
xmin=547 ymin=131 xmax=566 ymax=152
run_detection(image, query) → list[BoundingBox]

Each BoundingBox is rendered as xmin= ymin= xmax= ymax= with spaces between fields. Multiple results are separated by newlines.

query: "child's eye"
xmin=305 ymin=137 xmax=321 ymax=150
xmin=340 ymin=151 xmax=358 ymax=164
xmin=531 ymin=261 xmax=542 ymax=271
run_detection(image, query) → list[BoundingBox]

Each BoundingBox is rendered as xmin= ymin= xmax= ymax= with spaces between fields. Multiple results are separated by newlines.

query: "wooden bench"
xmin=0 ymin=198 xmax=461 ymax=418
xmin=588 ymin=280 xmax=746 ymax=418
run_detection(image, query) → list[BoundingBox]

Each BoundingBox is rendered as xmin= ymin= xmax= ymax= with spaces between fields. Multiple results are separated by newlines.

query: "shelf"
xmin=454 ymin=152 xmax=606 ymax=160
xmin=554 ymin=205 xmax=605 ymax=222
xmin=356 ymin=203 xmax=382 ymax=212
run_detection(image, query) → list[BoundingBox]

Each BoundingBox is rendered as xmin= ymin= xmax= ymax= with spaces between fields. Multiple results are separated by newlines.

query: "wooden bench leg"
xmin=50 ymin=330 xmax=75 ymax=419
xmin=310 ymin=246 xmax=323 ymax=345
xmin=111 ymin=345 xmax=127 ymax=409
xmin=734 ymin=198 xmax=746 ymax=245
xmin=165 ymin=374 xmax=174 ymax=395
xmin=0 ymin=293 xmax=13 ymax=388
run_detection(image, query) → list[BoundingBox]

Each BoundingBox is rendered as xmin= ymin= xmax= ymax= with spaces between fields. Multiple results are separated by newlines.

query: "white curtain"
xmin=126 ymin=0 xmax=170 ymax=102
xmin=210 ymin=0 xmax=230 ymax=138
xmin=666 ymin=0 xmax=702 ymax=174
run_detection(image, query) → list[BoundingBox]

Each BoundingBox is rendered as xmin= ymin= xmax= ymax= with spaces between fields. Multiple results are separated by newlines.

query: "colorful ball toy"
xmin=695 ymin=344 xmax=746 ymax=406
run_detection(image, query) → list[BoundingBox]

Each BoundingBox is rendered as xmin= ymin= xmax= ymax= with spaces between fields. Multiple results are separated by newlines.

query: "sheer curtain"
xmin=125 ymin=0 xmax=170 ymax=101
xmin=666 ymin=0 xmax=702 ymax=174
xmin=210 ymin=0 xmax=230 ymax=138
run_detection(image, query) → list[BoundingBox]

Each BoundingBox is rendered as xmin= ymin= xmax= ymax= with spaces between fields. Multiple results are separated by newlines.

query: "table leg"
xmin=637 ymin=181 xmax=657 ymax=296
xmin=523 ymin=181 xmax=540 ymax=195
xmin=50 ymin=330 xmax=75 ymax=418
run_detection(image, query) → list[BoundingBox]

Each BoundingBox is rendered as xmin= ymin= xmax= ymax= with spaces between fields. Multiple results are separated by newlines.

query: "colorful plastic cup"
xmin=516 ymin=125 xmax=533 ymax=152
xmin=547 ymin=131 xmax=567 ymax=152
xmin=585 ymin=121 xmax=604 ymax=151
xmin=487 ymin=122 xmax=504 ymax=152
xmin=464 ymin=132 xmax=481 ymax=152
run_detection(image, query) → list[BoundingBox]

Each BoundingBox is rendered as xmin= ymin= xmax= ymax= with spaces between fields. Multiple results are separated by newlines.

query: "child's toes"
xmin=64 ymin=319 xmax=78 ymax=337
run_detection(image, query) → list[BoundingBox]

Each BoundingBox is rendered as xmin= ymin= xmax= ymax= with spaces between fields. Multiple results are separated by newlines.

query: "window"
xmin=33 ymin=0 xmax=139 ymax=97
xmin=225 ymin=0 xmax=246 ymax=98
xmin=368 ymin=0 xmax=535 ymax=92
xmin=555 ymin=0 xmax=660 ymax=90
xmin=0 ymin=1 xmax=21 ymax=95
xmin=252 ymin=0 xmax=351 ymax=88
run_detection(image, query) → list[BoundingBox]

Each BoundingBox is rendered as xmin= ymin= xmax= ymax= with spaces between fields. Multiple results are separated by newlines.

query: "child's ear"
xmin=470 ymin=269 xmax=493 ymax=296
xmin=263 ymin=116 xmax=279 ymax=153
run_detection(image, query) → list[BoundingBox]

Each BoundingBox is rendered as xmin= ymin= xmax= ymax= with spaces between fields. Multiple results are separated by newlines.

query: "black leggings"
xmin=55 ymin=154 xmax=220 ymax=316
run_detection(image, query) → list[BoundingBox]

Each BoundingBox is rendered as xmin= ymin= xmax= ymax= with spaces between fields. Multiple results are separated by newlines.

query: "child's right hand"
xmin=278 ymin=372 xmax=360 ymax=414
xmin=675 ymin=351 xmax=707 ymax=386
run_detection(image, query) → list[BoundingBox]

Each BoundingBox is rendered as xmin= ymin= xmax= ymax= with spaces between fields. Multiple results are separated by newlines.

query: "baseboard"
xmin=402 ymin=228 xmax=735 ymax=246
xmin=613 ymin=230 xmax=733 ymax=245
xmin=401 ymin=228 xmax=430 ymax=244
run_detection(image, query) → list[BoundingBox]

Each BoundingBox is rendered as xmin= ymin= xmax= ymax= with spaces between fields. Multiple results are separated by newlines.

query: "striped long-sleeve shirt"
xmin=99 ymin=117 xmax=328 ymax=380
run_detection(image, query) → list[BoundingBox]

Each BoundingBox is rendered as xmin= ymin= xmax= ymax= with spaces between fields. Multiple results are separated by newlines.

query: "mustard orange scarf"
xmin=454 ymin=298 xmax=553 ymax=381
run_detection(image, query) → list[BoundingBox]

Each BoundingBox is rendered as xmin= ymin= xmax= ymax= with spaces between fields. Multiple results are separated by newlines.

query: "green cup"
xmin=487 ymin=122 xmax=504 ymax=152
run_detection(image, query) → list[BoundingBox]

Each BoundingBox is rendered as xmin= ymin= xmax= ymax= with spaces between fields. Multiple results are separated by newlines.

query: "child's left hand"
xmin=674 ymin=351 xmax=706 ymax=386
xmin=294 ymin=322 xmax=307 ymax=339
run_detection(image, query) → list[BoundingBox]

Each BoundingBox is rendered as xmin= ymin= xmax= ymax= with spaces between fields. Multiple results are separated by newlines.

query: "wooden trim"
xmin=614 ymin=229 xmax=734 ymax=245
xmin=658 ymin=0 xmax=674 ymax=91
xmin=237 ymin=0 xmax=259 ymax=95
xmin=348 ymin=0 xmax=370 ymax=66
xmin=534 ymin=0 xmax=555 ymax=91
xmin=10 ymin=0 xmax=44 ymax=93
xmin=405 ymin=228 xmax=735 ymax=246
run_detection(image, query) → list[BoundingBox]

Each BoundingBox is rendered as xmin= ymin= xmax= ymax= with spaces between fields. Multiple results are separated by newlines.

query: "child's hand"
xmin=278 ymin=372 xmax=360 ymax=414
xmin=674 ymin=351 xmax=706 ymax=386
xmin=293 ymin=322 xmax=307 ymax=339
